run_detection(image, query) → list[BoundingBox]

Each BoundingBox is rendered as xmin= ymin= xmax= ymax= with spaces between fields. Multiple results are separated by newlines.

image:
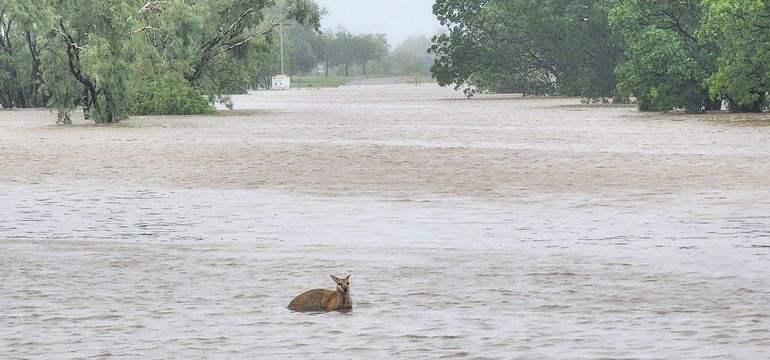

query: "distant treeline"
xmin=431 ymin=0 xmax=770 ymax=113
xmin=260 ymin=26 xmax=434 ymax=85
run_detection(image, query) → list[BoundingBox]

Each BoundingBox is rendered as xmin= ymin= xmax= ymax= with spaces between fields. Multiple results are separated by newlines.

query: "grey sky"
xmin=314 ymin=0 xmax=440 ymax=47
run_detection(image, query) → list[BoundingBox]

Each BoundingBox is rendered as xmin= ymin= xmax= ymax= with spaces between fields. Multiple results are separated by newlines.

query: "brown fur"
xmin=288 ymin=275 xmax=352 ymax=312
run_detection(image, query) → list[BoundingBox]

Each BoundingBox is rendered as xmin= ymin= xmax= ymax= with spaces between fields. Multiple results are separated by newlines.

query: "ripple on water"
xmin=2 ymin=189 xmax=770 ymax=358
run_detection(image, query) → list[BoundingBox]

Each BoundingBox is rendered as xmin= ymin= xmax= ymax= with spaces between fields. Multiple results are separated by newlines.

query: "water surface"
xmin=1 ymin=85 xmax=769 ymax=359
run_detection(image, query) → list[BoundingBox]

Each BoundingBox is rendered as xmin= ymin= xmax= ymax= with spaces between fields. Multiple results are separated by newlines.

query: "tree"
xmin=0 ymin=2 xmax=24 ymax=108
xmin=609 ymin=0 xmax=721 ymax=113
xmin=328 ymin=29 xmax=355 ymax=76
xmin=353 ymin=33 xmax=388 ymax=76
xmin=702 ymin=0 xmax=770 ymax=112
xmin=138 ymin=0 xmax=320 ymax=101
xmin=317 ymin=29 xmax=391 ymax=77
xmin=41 ymin=0 xmax=138 ymax=123
xmin=288 ymin=24 xmax=322 ymax=75
xmin=430 ymin=0 xmax=622 ymax=97
xmin=25 ymin=0 xmax=320 ymax=123
xmin=316 ymin=31 xmax=333 ymax=77
xmin=0 ymin=0 xmax=47 ymax=109
xmin=388 ymin=35 xmax=434 ymax=76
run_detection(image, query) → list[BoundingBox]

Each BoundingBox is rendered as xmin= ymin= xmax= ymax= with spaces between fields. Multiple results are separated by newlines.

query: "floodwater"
xmin=1 ymin=84 xmax=769 ymax=359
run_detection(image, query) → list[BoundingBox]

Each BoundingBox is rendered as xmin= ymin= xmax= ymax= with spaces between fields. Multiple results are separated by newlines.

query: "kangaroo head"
xmin=330 ymin=274 xmax=350 ymax=294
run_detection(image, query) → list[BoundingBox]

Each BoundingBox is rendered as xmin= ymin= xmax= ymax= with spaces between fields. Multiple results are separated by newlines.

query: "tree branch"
xmin=724 ymin=9 xmax=770 ymax=30
xmin=221 ymin=7 xmax=256 ymax=37
xmin=133 ymin=25 xmax=163 ymax=34
xmin=220 ymin=25 xmax=276 ymax=54
xmin=139 ymin=0 xmax=168 ymax=15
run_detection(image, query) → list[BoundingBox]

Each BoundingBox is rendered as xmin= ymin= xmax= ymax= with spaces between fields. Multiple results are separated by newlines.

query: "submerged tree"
xmin=430 ymin=0 xmax=622 ymax=97
xmin=133 ymin=0 xmax=320 ymax=108
xmin=0 ymin=0 xmax=47 ymax=109
xmin=610 ymin=0 xmax=722 ymax=113
xmin=5 ymin=0 xmax=319 ymax=123
xmin=41 ymin=0 xmax=138 ymax=123
xmin=701 ymin=0 xmax=770 ymax=112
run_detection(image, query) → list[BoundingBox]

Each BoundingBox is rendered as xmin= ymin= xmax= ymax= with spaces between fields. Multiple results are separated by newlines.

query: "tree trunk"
xmin=15 ymin=89 xmax=27 ymax=108
xmin=82 ymin=86 xmax=91 ymax=120
xmin=363 ymin=61 xmax=367 ymax=76
xmin=86 ymin=85 xmax=100 ymax=121
xmin=706 ymin=98 xmax=722 ymax=111
xmin=728 ymin=95 xmax=764 ymax=113
xmin=345 ymin=64 xmax=349 ymax=77
xmin=2 ymin=23 xmax=25 ymax=109
xmin=325 ymin=60 xmax=329 ymax=77
xmin=0 ymin=90 xmax=12 ymax=109
xmin=104 ymin=90 xmax=116 ymax=123
xmin=25 ymin=30 xmax=42 ymax=107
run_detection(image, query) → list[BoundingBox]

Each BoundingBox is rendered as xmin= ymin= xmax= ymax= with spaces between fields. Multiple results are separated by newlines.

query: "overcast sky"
xmin=314 ymin=0 xmax=441 ymax=47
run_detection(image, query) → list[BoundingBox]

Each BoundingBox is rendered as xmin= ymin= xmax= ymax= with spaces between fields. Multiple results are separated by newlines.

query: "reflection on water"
xmin=1 ymin=85 xmax=770 ymax=358
xmin=2 ymin=185 xmax=769 ymax=359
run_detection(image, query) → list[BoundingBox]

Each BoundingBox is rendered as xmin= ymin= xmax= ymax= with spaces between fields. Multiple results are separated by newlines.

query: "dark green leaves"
xmin=430 ymin=0 xmax=621 ymax=97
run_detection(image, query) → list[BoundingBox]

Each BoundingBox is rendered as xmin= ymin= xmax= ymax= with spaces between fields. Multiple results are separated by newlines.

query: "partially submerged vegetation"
xmin=4 ymin=0 xmax=768 ymax=122
xmin=1 ymin=0 xmax=436 ymax=122
xmin=431 ymin=0 xmax=770 ymax=113
xmin=0 ymin=0 xmax=321 ymax=123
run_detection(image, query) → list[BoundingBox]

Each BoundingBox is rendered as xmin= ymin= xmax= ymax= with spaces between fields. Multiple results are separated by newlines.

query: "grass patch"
xmin=291 ymin=76 xmax=347 ymax=88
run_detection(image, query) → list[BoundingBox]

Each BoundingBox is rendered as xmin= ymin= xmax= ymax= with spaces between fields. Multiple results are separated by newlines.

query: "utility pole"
xmin=271 ymin=22 xmax=290 ymax=90
xmin=280 ymin=22 xmax=285 ymax=75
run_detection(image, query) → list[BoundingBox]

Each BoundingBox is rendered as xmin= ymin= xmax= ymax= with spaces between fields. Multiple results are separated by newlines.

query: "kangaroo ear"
xmin=330 ymin=275 xmax=339 ymax=282
xmin=346 ymin=274 xmax=351 ymax=280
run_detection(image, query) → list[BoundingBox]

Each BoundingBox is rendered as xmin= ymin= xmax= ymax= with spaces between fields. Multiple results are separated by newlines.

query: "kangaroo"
xmin=288 ymin=275 xmax=352 ymax=312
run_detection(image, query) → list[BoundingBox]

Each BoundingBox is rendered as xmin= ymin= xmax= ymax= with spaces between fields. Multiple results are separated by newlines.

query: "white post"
xmin=279 ymin=22 xmax=285 ymax=75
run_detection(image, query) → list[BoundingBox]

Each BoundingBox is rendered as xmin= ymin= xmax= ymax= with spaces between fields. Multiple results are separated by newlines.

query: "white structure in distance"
xmin=271 ymin=23 xmax=291 ymax=90
xmin=272 ymin=75 xmax=291 ymax=90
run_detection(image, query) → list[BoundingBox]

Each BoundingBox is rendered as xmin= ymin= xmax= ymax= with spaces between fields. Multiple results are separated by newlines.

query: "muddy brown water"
xmin=1 ymin=84 xmax=769 ymax=359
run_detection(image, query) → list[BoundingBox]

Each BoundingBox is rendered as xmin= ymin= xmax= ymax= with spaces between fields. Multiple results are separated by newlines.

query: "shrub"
xmin=128 ymin=75 xmax=214 ymax=116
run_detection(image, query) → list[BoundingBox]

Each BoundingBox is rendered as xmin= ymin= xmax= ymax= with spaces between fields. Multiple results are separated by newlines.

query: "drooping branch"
xmin=53 ymin=20 xmax=93 ymax=90
xmin=645 ymin=10 xmax=698 ymax=44
xmin=220 ymin=25 xmax=276 ymax=54
xmin=221 ymin=6 xmax=256 ymax=37
xmin=186 ymin=9 xmax=279 ymax=83
xmin=133 ymin=25 xmax=163 ymax=34
xmin=723 ymin=9 xmax=770 ymax=30
xmin=1 ymin=9 xmax=13 ymax=53
xmin=139 ymin=0 xmax=168 ymax=15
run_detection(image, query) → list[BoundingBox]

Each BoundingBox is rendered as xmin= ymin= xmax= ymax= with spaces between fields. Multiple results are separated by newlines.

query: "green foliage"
xmin=701 ymin=0 xmax=769 ymax=112
xmin=352 ymin=33 xmax=388 ymax=76
xmin=0 ymin=0 xmax=47 ymax=109
xmin=430 ymin=0 xmax=769 ymax=113
xmin=285 ymin=23 xmax=323 ymax=74
xmin=313 ymin=29 xmax=389 ymax=77
xmin=253 ymin=22 xmax=323 ymax=79
xmin=386 ymin=36 xmax=434 ymax=76
xmin=39 ymin=42 xmax=82 ymax=124
xmin=139 ymin=0 xmax=320 ymax=102
xmin=3 ymin=0 xmax=321 ymax=123
xmin=128 ymin=75 xmax=214 ymax=116
xmin=328 ymin=30 xmax=356 ymax=76
xmin=430 ymin=0 xmax=622 ymax=97
xmin=37 ymin=0 xmax=139 ymax=123
xmin=609 ymin=0 xmax=718 ymax=113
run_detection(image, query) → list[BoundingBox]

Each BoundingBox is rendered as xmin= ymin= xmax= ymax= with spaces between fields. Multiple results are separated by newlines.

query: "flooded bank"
xmin=1 ymin=85 xmax=769 ymax=358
